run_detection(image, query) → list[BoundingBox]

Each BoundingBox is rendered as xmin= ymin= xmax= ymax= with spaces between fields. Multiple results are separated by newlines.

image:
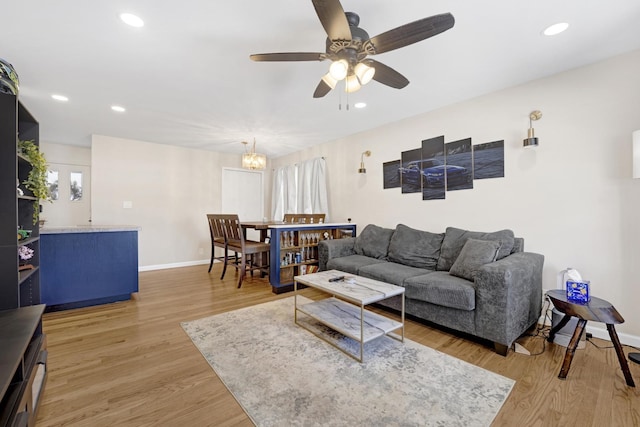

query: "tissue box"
xmin=566 ymin=280 xmax=590 ymax=303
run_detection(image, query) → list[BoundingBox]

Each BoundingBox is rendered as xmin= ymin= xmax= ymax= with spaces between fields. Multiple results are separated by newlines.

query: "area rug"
xmin=181 ymin=297 xmax=514 ymax=427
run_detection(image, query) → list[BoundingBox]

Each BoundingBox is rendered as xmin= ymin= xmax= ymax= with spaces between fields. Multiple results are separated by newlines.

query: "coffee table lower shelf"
xmin=296 ymin=297 xmax=404 ymax=361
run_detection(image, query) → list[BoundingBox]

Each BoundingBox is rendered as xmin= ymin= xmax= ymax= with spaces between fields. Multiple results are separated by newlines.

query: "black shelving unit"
xmin=0 ymin=93 xmax=47 ymax=426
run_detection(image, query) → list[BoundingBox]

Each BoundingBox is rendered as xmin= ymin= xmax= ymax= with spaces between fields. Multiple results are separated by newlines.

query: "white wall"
xmin=40 ymin=141 xmax=91 ymax=166
xmin=90 ymin=135 xmax=242 ymax=269
xmin=271 ymin=49 xmax=640 ymax=339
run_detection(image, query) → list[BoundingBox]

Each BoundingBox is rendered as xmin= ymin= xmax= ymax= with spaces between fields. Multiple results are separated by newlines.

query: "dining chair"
xmin=283 ymin=213 xmax=326 ymax=224
xmin=215 ymin=214 xmax=270 ymax=288
xmin=207 ymin=214 xmax=238 ymax=278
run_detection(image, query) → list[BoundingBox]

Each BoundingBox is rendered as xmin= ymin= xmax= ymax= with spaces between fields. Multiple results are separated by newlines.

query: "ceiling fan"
xmin=250 ymin=0 xmax=455 ymax=98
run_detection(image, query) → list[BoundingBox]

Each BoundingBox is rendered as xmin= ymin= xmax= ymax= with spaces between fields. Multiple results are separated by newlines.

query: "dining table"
xmin=240 ymin=220 xmax=284 ymax=242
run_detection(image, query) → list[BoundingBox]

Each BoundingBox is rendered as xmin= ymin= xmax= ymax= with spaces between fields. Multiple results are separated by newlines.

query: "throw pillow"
xmin=387 ymin=224 xmax=444 ymax=269
xmin=449 ymin=238 xmax=501 ymax=281
xmin=436 ymin=227 xmax=515 ymax=271
xmin=354 ymin=224 xmax=395 ymax=259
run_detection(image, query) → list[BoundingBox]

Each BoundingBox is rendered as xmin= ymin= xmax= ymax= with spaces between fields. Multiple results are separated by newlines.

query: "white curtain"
xmin=271 ymin=157 xmax=328 ymax=221
xmin=271 ymin=164 xmax=296 ymax=221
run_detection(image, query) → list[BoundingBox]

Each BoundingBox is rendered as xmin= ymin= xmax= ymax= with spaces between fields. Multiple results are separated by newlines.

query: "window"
xmin=70 ymin=171 xmax=82 ymax=201
xmin=47 ymin=170 xmax=59 ymax=201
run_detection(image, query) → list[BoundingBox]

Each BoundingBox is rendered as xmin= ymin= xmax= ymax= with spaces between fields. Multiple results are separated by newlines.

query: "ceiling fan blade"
xmin=367 ymin=13 xmax=455 ymax=55
xmin=313 ymin=79 xmax=333 ymax=98
xmin=368 ymin=60 xmax=409 ymax=89
xmin=312 ymin=0 xmax=351 ymax=41
xmin=250 ymin=52 xmax=327 ymax=62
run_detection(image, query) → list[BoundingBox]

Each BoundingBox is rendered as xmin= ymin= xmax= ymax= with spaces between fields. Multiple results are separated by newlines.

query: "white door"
xmin=221 ymin=168 xmax=264 ymax=240
xmin=42 ymin=163 xmax=92 ymax=226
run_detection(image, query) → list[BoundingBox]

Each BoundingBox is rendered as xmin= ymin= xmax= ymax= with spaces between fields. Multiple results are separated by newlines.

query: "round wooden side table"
xmin=546 ymin=289 xmax=635 ymax=387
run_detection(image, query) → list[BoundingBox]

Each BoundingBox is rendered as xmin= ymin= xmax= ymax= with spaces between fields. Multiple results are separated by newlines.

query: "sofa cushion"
xmin=358 ymin=262 xmax=431 ymax=287
xmin=437 ymin=227 xmax=515 ymax=271
xmin=354 ymin=224 xmax=395 ymax=259
xmin=404 ymin=272 xmax=476 ymax=311
xmin=512 ymin=237 xmax=524 ymax=254
xmin=449 ymin=238 xmax=500 ymax=281
xmin=326 ymin=255 xmax=387 ymax=275
xmin=387 ymin=224 xmax=444 ymax=270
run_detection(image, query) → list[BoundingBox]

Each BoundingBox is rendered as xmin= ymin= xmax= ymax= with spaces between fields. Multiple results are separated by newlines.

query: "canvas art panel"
xmin=400 ymin=148 xmax=423 ymax=194
xmin=383 ymin=160 xmax=401 ymax=189
xmin=473 ymin=140 xmax=505 ymax=179
xmin=421 ymin=136 xmax=446 ymax=200
xmin=445 ymin=137 xmax=473 ymax=191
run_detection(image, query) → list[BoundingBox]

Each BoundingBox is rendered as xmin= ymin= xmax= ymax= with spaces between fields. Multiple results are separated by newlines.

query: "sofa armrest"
xmin=474 ymin=252 xmax=544 ymax=348
xmin=318 ymin=237 xmax=356 ymax=271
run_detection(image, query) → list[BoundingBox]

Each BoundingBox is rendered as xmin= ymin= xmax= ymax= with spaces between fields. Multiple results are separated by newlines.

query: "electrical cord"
xmin=586 ymin=335 xmax=640 ymax=353
xmin=515 ymin=297 xmax=552 ymax=356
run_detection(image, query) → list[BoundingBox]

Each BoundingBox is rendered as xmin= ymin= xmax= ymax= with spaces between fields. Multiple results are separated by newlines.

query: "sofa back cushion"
xmin=387 ymin=224 xmax=444 ymax=269
xmin=354 ymin=224 xmax=394 ymax=259
xmin=437 ymin=227 xmax=515 ymax=271
xmin=449 ymin=238 xmax=501 ymax=281
xmin=512 ymin=237 xmax=524 ymax=253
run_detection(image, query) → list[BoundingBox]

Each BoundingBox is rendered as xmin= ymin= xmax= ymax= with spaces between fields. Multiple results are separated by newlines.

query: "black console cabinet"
xmin=0 ymin=305 xmax=46 ymax=427
xmin=0 ymin=93 xmax=46 ymax=426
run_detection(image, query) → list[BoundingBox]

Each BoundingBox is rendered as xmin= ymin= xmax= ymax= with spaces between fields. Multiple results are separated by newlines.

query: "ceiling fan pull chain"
xmin=346 ymin=81 xmax=350 ymax=111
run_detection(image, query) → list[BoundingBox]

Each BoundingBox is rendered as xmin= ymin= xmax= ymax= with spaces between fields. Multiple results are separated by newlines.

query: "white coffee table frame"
xmin=294 ymin=270 xmax=405 ymax=362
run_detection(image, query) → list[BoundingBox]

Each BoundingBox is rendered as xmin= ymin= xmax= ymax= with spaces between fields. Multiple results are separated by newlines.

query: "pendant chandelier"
xmin=242 ymin=138 xmax=267 ymax=170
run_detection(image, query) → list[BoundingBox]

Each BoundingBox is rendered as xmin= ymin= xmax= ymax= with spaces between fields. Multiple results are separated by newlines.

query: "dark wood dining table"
xmin=240 ymin=221 xmax=284 ymax=242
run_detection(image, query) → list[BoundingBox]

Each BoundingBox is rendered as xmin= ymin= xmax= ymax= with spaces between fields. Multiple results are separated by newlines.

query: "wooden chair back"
xmin=207 ymin=214 xmax=226 ymax=246
xmin=208 ymin=214 xmax=243 ymax=244
xmin=282 ymin=213 xmax=326 ymax=224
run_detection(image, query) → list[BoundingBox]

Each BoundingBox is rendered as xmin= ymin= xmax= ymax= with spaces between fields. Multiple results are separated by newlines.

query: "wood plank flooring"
xmin=36 ymin=265 xmax=640 ymax=426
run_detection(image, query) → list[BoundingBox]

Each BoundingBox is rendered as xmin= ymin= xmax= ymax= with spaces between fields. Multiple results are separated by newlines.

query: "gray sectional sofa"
xmin=318 ymin=224 xmax=544 ymax=355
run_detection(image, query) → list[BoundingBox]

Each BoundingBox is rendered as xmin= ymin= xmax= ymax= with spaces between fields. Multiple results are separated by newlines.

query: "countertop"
xmin=40 ymin=225 xmax=140 ymax=234
xmin=268 ymin=222 xmax=354 ymax=229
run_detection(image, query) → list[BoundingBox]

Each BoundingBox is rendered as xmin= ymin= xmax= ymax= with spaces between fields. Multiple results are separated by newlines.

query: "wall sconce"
xmin=241 ymin=139 xmax=267 ymax=170
xmin=523 ymin=110 xmax=542 ymax=147
xmin=358 ymin=150 xmax=371 ymax=173
xmin=633 ymin=130 xmax=640 ymax=179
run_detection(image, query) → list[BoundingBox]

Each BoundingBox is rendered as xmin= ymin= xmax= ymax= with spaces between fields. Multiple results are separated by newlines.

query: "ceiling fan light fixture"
xmin=321 ymin=73 xmax=338 ymax=89
xmin=329 ymin=59 xmax=349 ymax=81
xmin=345 ymin=74 xmax=362 ymax=93
xmin=354 ymin=62 xmax=375 ymax=85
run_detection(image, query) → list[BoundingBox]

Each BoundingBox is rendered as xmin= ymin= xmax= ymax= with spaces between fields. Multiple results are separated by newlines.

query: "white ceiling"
xmin=4 ymin=0 xmax=640 ymax=158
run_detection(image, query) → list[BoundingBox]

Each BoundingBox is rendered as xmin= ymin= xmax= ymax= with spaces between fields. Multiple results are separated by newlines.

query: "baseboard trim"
xmin=586 ymin=325 xmax=640 ymax=349
xmin=139 ymin=259 xmax=210 ymax=272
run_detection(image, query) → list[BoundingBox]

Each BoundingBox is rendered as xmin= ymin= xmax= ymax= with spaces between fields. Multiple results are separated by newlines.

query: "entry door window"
xmin=70 ymin=171 xmax=83 ymax=201
xmin=47 ymin=170 xmax=59 ymax=201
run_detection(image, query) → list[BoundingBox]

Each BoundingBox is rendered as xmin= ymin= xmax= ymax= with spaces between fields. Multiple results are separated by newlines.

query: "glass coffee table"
xmin=294 ymin=270 xmax=405 ymax=362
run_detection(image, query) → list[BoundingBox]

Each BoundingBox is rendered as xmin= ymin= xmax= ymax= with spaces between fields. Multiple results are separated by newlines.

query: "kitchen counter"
xmin=40 ymin=226 xmax=139 ymax=311
xmin=41 ymin=225 xmax=140 ymax=234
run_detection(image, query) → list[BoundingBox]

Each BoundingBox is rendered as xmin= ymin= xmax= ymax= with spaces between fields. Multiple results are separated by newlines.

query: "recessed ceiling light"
xmin=111 ymin=105 xmax=126 ymax=113
xmin=51 ymin=94 xmax=69 ymax=102
xmin=120 ymin=13 xmax=144 ymax=28
xmin=354 ymin=102 xmax=367 ymax=109
xmin=543 ymin=22 xmax=569 ymax=36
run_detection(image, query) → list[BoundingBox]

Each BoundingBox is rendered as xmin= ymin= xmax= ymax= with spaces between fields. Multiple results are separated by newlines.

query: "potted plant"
xmin=17 ymin=139 xmax=50 ymax=224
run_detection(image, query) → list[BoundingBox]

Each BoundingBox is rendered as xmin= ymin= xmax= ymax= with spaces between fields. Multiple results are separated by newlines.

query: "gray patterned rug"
xmin=181 ymin=296 xmax=514 ymax=427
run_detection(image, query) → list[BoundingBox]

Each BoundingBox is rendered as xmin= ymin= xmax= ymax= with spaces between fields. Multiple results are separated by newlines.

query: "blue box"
xmin=566 ymin=280 xmax=590 ymax=303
